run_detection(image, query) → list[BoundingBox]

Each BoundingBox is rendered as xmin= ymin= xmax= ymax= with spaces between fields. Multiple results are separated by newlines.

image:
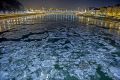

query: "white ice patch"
xmin=109 ymin=67 xmax=120 ymax=79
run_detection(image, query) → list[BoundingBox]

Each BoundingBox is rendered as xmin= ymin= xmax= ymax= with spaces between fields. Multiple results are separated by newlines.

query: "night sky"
xmin=19 ymin=0 xmax=120 ymax=9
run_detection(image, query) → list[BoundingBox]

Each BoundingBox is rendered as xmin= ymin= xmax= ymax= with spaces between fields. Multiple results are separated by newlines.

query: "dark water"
xmin=0 ymin=14 xmax=120 ymax=80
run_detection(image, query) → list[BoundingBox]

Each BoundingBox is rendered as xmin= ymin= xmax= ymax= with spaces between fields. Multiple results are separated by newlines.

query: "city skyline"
xmin=20 ymin=0 xmax=120 ymax=9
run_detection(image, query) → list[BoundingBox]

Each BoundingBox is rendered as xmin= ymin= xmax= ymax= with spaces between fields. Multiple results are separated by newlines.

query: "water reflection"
xmin=0 ymin=14 xmax=78 ymax=32
xmin=0 ymin=14 xmax=120 ymax=34
xmin=0 ymin=14 xmax=46 ymax=32
xmin=78 ymin=16 xmax=120 ymax=30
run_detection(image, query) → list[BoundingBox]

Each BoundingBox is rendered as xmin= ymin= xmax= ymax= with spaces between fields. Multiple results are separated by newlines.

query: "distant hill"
xmin=0 ymin=0 xmax=24 ymax=11
xmin=114 ymin=4 xmax=120 ymax=7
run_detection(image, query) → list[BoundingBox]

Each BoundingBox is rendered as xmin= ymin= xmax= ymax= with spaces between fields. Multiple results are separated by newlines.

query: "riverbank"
xmin=0 ymin=13 xmax=45 ymax=19
xmin=76 ymin=14 xmax=120 ymax=22
xmin=76 ymin=13 xmax=120 ymax=30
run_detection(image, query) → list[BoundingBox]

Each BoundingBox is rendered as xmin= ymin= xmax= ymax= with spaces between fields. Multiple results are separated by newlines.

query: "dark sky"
xmin=19 ymin=0 xmax=120 ymax=9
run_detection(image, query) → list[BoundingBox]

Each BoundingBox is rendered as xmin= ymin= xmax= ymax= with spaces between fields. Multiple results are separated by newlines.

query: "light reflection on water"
xmin=0 ymin=14 xmax=120 ymax=34
xmin=78 ymin=16 xmax=120 ymax=29
xmin=0 ymin=14 xmax=45 ymax=32
xmin=0 ymin=14 xmax=77 ymax=32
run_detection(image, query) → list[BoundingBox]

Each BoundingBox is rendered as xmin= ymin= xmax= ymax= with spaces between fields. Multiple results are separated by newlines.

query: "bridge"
xmin=45 ymin=10 xmax=78 ymax=14
xmin=0 ymin=10 xmax=80 ymax=19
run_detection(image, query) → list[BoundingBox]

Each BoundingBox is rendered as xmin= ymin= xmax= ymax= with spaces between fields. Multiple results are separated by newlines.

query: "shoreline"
xmin=0 ymin=13 xmax=45 ymax=19
xmin=76 ymin=14 xmax=120 ymax=22
xmin=76 ymin=14 xmax=120 ymax=30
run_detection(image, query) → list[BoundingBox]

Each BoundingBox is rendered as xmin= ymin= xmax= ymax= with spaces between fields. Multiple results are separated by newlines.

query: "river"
xmin=0 ymin=14 xmax=120 ymax=80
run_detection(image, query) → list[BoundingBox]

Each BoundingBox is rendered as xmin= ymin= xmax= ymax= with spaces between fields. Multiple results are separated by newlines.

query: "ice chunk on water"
xmin=0 ymin=71 xmax=9 ymax=80
xmin=109 ymin=67 xmax=120 ymax=79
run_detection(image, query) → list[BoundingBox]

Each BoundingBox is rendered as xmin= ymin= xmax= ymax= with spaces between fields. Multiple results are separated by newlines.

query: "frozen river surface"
xmin=0 ymin=14 xmax=120 ymax=80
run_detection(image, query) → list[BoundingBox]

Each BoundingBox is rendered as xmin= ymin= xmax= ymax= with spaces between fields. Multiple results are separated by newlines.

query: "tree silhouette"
xmin=0 ymin=0 xmax=24 ymax=11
